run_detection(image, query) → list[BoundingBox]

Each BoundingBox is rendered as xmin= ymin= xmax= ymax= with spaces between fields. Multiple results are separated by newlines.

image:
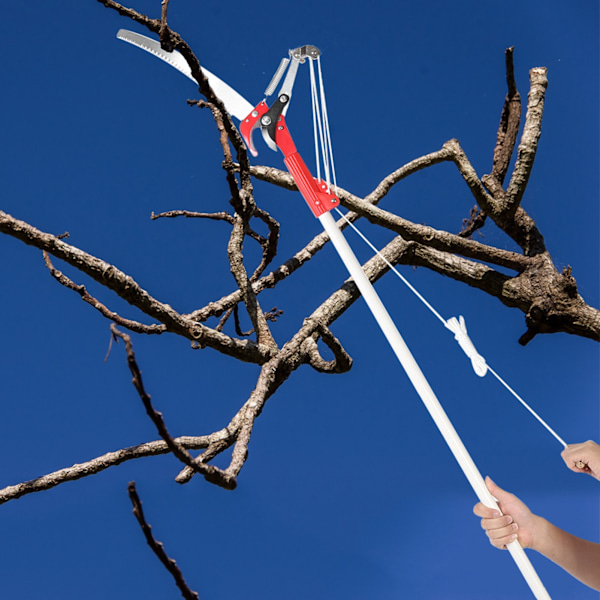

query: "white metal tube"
xmin=318 ymin=211 xmax=551 ymax=600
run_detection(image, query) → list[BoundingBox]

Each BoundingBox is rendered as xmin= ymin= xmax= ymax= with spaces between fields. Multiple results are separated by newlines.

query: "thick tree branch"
xmin=0 ymin=211 xmax=275 ymax=364
xmin=503 ymin=67 xmax=548 ymax=215
xmin=249 ymin=157 xmax=527 ymax=272
xmin=337 ymin=189 xmax=528 ymax=272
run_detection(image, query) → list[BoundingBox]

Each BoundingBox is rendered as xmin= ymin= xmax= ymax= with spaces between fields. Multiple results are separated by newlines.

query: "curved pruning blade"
xmin=116 ymin=29 xmax=254 ymax=121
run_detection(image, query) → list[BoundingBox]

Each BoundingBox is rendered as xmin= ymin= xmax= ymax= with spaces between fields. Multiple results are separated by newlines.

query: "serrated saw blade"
xmin=116 ymin=29 xmax=253 ymax=122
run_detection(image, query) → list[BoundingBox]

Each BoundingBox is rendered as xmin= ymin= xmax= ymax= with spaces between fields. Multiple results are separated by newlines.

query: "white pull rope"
xmin=308 ymin=59 xmax=323 ymax=183
xmin=333 ymin=207 xmax=567 ymax=449
xmin=445 ymin=316 xmax=488 ymax=377
xmin=309 ymin=57 xmax=337 ymax=192
xmin=487 ymin=365 xmax=567 ymax=448
xmin=309 ymin=57 xmax=552 ymax=600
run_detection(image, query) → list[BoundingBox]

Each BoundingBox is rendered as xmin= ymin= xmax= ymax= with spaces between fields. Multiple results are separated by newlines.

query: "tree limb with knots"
xmin=0 ymin=1 xmax=597 ymax=597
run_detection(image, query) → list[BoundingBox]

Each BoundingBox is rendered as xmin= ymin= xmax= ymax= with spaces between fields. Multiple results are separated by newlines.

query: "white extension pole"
xmin=318 ymin=211 xmax=551 ymax=600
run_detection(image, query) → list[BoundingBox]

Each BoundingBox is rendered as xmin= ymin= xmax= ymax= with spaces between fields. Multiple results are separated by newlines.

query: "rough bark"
xmin=1 ymin=1 xmax=598 ymax=596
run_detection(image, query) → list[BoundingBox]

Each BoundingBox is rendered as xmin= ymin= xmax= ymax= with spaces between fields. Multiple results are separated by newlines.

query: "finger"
xmin=487 ymin=531 xmax=519 ymax=550
xmin=484 ymin=476 xmax=518 ymax=508
xmin=480 ymin=515 xmax=515 ymax=533
xmin=473 ymin=502 xmax=501 ymax=518
xmin=562 ymin=446 xmax=590 ymax=472
xmin=485 ymin=476 xmax=504 ymax=497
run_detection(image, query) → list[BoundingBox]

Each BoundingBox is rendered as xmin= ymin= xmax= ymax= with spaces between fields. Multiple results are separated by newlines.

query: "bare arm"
xmin=533 ymin=516 xmax=600 ymax=591
xmin=474 ymin=477 xmax=600 ymax=591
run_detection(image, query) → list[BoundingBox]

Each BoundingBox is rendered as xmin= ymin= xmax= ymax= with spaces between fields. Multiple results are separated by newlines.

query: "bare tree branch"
xmin=0 ymin=436 xmax=210 ymax=505
xmin=111 ymin=325 xmax=237 ymax=489
xmin=337 ymin=187 xmax=528 ymax=272
xmin=0 ymin=211 xmax=275 ymax=364
xmin=487 ymin=46 xmax=522 ymax=188
xmin=128 ymin=481 xmax=200 ymax=600
xmin=43 ymin=251 xmax=166 ymax=335
xmin=301 ymin=320 xmax=353 ymax=373
xmin=151 ymin=209 xmax=234 ymax=222
xmin=504 ymin=67 xmax=548 ymax=215
xmin=3 ymin=5 xmax=598 ymax=535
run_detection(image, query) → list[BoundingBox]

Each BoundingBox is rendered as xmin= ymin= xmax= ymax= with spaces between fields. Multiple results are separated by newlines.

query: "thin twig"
xmin=248 ymin=206 xmax=280 ymax=283
xmin=158 ymin=0 xmax=172 ymax=50
xmin=111 ymin=325 xmax=236 ymax=489
xmin=151 ymin=210 xmax=234 ymax=223
xmin=128 ymin=482 xmax=200 ymax=600
xmin=0 ymin=436 xmax=211 ymax=505
xmin=43 ymin=251 xmax=165 ymax=335
xmin=458 ymin=205 xmax=487 ymax=239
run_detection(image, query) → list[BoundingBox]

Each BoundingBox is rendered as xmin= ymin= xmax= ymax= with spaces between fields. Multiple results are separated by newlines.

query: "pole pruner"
xmin=116 ymin=30 xmax=552 ymax=600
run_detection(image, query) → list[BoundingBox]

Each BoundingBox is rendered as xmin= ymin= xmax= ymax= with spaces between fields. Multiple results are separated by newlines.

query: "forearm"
xmin=532 ymin=516 xmax=600 ymax=591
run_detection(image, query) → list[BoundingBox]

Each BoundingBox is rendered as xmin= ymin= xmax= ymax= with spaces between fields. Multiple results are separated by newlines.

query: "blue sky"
xmin=1 ymin=1 xmax=598 ymax=599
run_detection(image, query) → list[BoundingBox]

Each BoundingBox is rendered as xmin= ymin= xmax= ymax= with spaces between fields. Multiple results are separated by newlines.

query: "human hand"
xmin=473 ymin=477 xmax=540 ymax=550
xmin=561 ymin=441 xmax=600 ymax=481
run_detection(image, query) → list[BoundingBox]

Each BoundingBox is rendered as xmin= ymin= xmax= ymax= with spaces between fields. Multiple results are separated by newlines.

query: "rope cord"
xmin=309 ymin=57 xmax=337 ymax=191
xmin=307 ymin=55 xmax=567 ymax=450
xmin=334 ymin=206 xmax=567 ymax=448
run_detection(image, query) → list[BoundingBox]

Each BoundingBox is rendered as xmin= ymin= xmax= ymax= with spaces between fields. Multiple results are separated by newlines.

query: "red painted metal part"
xmin=240 ymin=101 xmax=269 ymax=157
xmin=240 ymin=103 xmax=340 ymax=218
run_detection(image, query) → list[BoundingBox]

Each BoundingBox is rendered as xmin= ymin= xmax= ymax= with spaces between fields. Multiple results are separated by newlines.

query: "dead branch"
xmin=0 ymin=436 xmax=210 ymax=505
xmin=111 ymin=325 xmax=237 ymax=489
xmin=0 ymin=210 xmax=275 ymax=364
xmin=3 ymin=3 xmax=598 ymax=518
xmin=488 ymin=46 xmax=522 ymax=188
xmin=151 ymin=210 xmax=234 ymax=222
xmin=43 ymin=251 xmax=165 ymax=335
xmin=503 ymin=67 xmax=548 ymax=215
xmin=128 ymin=481 xmax=200 ymax=600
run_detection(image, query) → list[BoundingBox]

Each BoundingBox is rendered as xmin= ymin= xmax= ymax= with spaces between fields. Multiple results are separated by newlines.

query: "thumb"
xmin=484 ymin=476 xmax=509 ymax=503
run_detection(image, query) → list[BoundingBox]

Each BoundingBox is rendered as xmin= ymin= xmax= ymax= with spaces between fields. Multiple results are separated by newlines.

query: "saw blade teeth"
xmin=117 ymin=29 xmax=195 ymax=81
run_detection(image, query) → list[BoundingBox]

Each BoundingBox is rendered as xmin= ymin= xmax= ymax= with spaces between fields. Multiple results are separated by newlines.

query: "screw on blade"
xmin=265 ymin=57 xmax=290 ymax=97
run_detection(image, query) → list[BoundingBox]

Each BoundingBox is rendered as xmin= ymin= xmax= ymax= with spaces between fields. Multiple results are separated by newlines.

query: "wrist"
xmin=529 ymin=515 xmax=552 ymax=554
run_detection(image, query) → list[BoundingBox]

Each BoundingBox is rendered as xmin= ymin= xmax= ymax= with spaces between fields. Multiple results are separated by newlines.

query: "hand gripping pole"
xmin=318 ymin=210 xmax=551 ymax=600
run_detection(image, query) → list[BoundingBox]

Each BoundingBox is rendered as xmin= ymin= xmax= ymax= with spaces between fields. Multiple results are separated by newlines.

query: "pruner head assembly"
xmin=241 ymin=44 xmax=322 ymax=156
xmin=290 ymin=45 xmax=320 ymax=62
